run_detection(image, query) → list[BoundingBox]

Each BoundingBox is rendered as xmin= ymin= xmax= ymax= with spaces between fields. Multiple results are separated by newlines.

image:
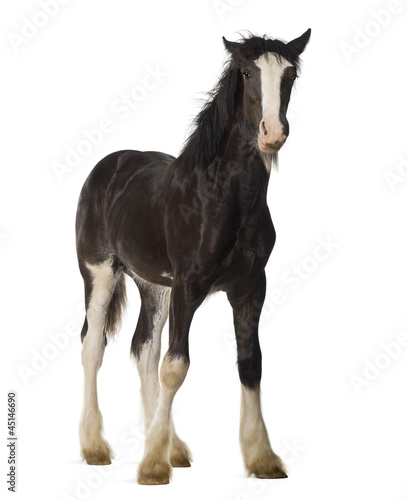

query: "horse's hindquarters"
xmin=76 ymin=150 xmax=174 ymax=284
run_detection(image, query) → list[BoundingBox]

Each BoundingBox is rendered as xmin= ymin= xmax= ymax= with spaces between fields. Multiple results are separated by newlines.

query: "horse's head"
xmin=223 ymin=30 xmax=311 ymax=155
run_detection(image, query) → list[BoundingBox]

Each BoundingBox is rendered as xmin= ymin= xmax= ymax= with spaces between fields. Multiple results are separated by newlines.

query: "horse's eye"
xmin=242 ymin=70 xmax=251 ymax=79
xmin=291 ymin=74 xmax=297 ymax=82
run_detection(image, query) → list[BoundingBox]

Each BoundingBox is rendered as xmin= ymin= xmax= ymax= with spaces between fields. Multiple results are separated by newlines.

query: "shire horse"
xmin=76 ymin=29 xmax=311 ymax=485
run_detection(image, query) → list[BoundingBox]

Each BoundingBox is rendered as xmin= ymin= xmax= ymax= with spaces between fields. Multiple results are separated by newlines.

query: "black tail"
xmin=80 ymin=273 xmax=127 ymax=342
xmin=105 ymin=273 xmax=127 ymax=338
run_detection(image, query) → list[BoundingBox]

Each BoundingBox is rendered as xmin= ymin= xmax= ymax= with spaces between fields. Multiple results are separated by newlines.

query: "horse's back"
xmin=79 ymin=150 xmax=174 ymax=198
xmin=76 ymin=150 xmax=174 ymax=270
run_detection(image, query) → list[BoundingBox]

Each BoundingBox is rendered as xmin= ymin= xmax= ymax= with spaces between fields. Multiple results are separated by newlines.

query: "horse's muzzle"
xmin=258 ymin=135 xmax=287 ymax=153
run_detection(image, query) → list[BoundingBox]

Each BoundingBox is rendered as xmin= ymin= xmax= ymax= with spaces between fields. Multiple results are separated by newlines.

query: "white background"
xmin=2 ymin=0 xmax=407 ymax=499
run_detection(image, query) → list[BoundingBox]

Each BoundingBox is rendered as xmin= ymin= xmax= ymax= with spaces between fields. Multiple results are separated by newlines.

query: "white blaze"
xmin=254 ymin=53 xmax=293 ymax=118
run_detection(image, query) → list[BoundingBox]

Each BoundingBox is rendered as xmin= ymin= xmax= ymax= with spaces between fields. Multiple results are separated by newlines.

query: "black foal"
xmin=76 ymin=29 xmax=311 ymax=485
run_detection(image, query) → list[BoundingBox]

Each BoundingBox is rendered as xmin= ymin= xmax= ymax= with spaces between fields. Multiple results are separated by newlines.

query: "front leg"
xmin=228 ymin=271 xmax=287 ymax=479
xmin=137 ymin=356 xmax=189 ymax=485
xmin=137 ymin=277 xmax=205 ymax=485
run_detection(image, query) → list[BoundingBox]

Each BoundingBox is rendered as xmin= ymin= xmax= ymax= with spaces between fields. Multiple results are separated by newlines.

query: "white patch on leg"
xmin=129 ymin=271 xmax=191 ymax=478
xmin=135 ymin=282 xmax=171 ymax=431
xmin=138 ymin=356 xmax=189 ymax=483
xmin=79 ymin=407 xmax=112 ymax=464
xmin=240 ymin=385 xmax=286 ymax=477
xmin=148 ymin=356 xmax=189 ymax=452
xmin=137 ymin=339 xmax=161 ymax=431
xmin=80 ymin=259 xmax=118 ymax=463
xmin=240 ymin=385 xmax=268 ymax=462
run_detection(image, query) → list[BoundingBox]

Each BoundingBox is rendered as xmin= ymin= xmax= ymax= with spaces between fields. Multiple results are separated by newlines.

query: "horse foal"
xmin=76 ymin=29 xmax=310 ymax=485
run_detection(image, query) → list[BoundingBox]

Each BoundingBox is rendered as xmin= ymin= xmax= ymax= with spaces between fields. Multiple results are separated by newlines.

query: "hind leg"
xmin=131 ymin=278 xmax=191 ymax=474
xmin=79 ymin=260 xmax=119 ymax=465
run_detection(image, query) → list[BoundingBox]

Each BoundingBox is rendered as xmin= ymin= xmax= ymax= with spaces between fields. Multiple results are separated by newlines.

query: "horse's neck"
xmin=220 ymin=123 xmax=270 ymax=194
xmin=171 ymin=113 xmax=269 ymax=203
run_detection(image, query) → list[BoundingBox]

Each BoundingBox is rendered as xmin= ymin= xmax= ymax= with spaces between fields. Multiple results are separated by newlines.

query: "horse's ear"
xmin=287 ymin=28 xmax=311 ymax=55
xmin=223 ymin=37 xmax=240 ymax=54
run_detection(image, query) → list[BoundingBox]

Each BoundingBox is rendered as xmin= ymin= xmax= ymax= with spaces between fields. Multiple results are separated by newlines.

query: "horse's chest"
xmin=214 ymin=210 xmax=276 ymax=289
xmin=237 ymin=216 xmax=275 ymax=264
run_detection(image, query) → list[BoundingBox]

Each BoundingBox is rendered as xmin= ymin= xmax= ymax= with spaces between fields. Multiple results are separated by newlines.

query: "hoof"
xmin=256 ymin=470 xmax=288 ymax=479
xmin=86 ymin=458 xmax=112 ymax=466
xmin=171 ymin=458 xmax=191 ymax=468
xmin=246 ymin=452 xmax=287 ymax=480
xmin=82 ymin=443 xmax=112 ymax=466
xmin=138 ymin=476 xmax=170 ymax=485
xmin=138 ymin=458 xmax=171 ymax=486
xmin=170 ymin=435 xmax=192 ymax=468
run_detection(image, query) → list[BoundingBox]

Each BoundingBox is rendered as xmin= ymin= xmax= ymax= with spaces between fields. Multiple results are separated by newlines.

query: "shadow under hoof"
xmin=138 ymin=476 xmax=170 ymax=485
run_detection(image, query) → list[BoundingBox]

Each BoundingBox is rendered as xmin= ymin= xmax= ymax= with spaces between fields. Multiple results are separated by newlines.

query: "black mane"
xmin=178 ymin=34 xmax=302 ymax=168
xmin=178 ymin=59 xmax=241 ymax=168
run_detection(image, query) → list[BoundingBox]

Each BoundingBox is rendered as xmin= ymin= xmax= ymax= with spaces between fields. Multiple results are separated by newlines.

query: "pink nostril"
xmin=260 ymin=121 xmax=268 ymax=136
